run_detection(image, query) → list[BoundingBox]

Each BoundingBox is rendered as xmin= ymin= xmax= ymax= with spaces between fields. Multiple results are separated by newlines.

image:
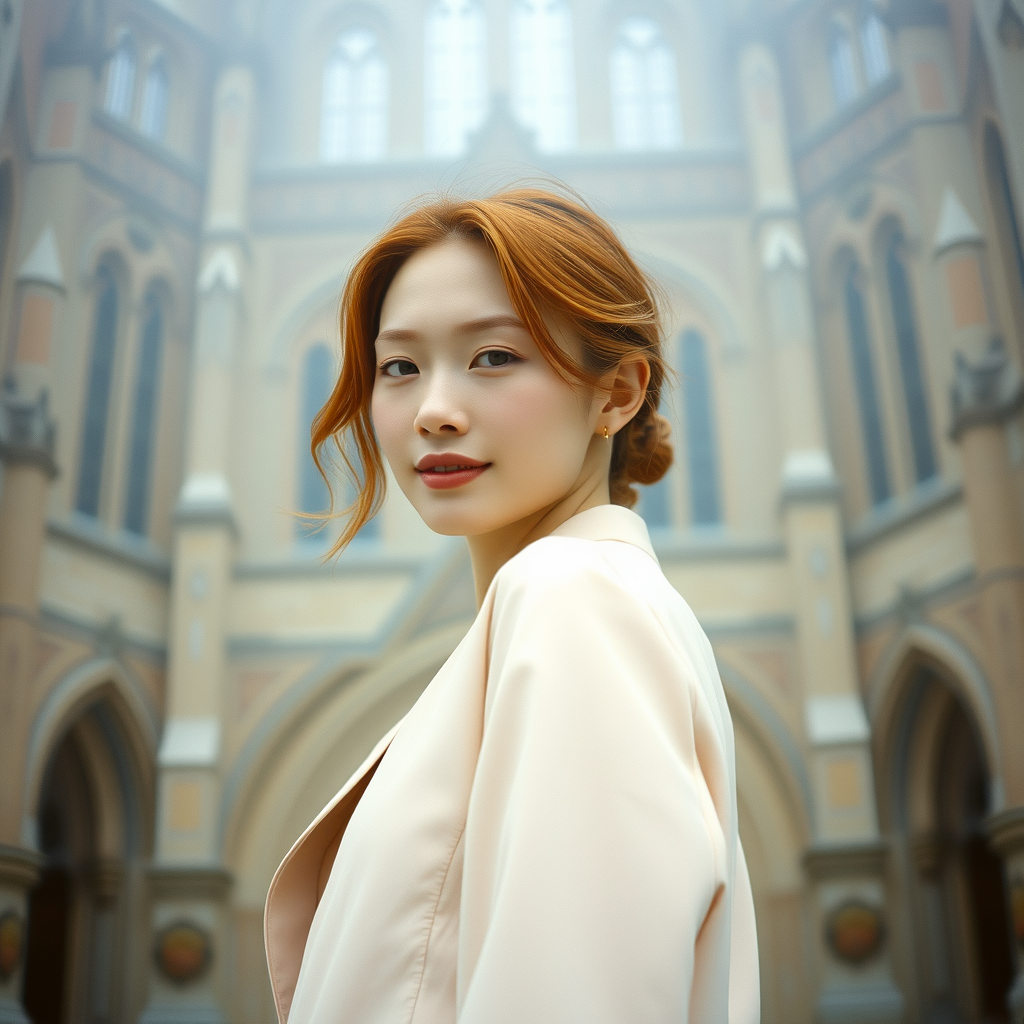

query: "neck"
xmin=466 ymin=474 xmax=611 ymax=606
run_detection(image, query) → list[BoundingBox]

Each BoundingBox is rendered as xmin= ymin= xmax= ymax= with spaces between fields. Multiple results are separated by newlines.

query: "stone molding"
xmin=987 ymin=805 xmax=1024 ymax=858
xmin=0 ymin=386 xmax=57 ymax=478
xmin=147 ymin=864 xmax=233 ymax=901
xmin=949 ymin=338 xmax=1024 ymax=441
xmin=0 ymin=844 xmax=43 ymax=889
xmin=804 ymin=840 xmax=889 ymax=880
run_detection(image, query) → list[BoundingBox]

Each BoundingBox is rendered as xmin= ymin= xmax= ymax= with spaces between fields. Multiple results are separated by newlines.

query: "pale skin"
xmin=371 ymin=235 xmax=650 ymax=605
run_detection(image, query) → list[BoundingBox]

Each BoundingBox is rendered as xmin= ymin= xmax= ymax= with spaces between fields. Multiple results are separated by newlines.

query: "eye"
xmin=472 ymin=349 xmax=518 ymax=369
xmin=380 ymin=359 xmax=418 ymax=378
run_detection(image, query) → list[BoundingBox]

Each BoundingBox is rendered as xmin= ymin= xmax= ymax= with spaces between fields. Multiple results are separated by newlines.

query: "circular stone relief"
xmin=826 ymin=900 xmax=885 ymax=965
xmin=0 ymin=911 xmax=24 ymax=981
xmin=155 ymin=920 xmax=212 ymax=984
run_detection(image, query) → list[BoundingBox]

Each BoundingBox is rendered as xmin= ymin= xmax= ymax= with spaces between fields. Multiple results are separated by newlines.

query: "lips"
xmin=416 ymin=453 xmax=490 ymax=490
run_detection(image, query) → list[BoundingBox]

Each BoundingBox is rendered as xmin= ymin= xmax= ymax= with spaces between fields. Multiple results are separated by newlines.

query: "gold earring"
xmin=602 ymin=426 xmax=610 ymax=440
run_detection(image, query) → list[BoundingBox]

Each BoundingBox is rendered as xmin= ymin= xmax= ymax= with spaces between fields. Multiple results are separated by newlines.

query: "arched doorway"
xmin=883 ymin=664 xmax=1014 ymax=1022
xmin=21 ymin=693 xmax=153 ymax=1024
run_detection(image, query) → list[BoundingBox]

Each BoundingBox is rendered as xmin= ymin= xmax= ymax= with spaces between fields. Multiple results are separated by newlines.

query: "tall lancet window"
xmin=320 ymin=28 xmax=389 ymax=163
xmin=843 ymin=262 xmax=891 ymax=506
xmin=425 ymin=0 xmax=488 ymax=156
xmin=139 ymin=55 xmax=169 ymax=141
xmin=681 ymin=329 xmax=722 ymax=526
xmin=828 ymin=22 xmax=859 ymax=108
xmin=510 ymin=0 xmax=577 ymax=153
xmin=884 ymin=230 xmax=937 ymax=484
xmin=77 ymin=265 xmax=119 ymax=517
xmin=609 ymin=17 xmax=682 ymax=152
xmin=124 ymin=288 xmax=164 ymax=535
xmin=105 ymin=30 xmax=136 ymax=120
xmin=860 ymin=12 xmax=890 ymax=85
xmin=298 ymin=344 xmax=333 ymax=537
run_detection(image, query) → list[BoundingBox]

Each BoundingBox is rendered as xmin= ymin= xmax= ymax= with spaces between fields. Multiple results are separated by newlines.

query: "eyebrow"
xmin=375 ymin=314 xmax=529 ymax=345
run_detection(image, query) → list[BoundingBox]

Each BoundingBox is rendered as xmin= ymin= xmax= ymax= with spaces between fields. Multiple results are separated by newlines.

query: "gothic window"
xmin=298 ymin=344 xmax=333 ymax=535
xmin=828 ymin=22 xmax=859 ymax=108
xmin=425 ymin=0 xmax=488 ymax=156
xmin=139 ymin=55 xmax=169 ymax=141
xmin=843 ymin=262 xmax=891 ymax=505
xmin=884 ymin=230 xmax=937 ymax=484
xmin=984 ymin=124 xmax=1024 ymax=327
xmin=123 ymin=288 xmax=164 ymax=536
xmin=77 ymin=265 xmax=119 ymax=517
xmin=609 ymin=17 xmax=682 ymax=152
xmin=510 ymin=0 xmax=577 ymax=153
xmin=860 ymin=12 xmax=890 ymax=85
xmin=320 ymin=28 xmax=389 ymax=163
xmin=105 ymin=30 xmax=136 ymax=120
xmin=681 ymin=329 xmax=722 ymax=526
xmin=638 ymin=477 xmax=672 ymax=529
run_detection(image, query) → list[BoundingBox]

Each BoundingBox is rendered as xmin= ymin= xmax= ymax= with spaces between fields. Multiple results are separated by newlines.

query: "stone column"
xmin=139 ymin=63 xmax=253 ymax=1024
xmin=739 ymin=41 xmax=903 ymax=1022
xmin=950 ymin=343 xmax=1024 ymax=1022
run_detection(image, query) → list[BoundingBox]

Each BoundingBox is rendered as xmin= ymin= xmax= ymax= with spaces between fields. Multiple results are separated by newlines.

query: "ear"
xmin=599 ymin=356 xmax=650 ymax=434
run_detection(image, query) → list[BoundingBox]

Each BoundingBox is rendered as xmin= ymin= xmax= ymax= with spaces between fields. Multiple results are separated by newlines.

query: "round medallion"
xmin=0 ymin=911 xmax=24 ymax=981
xmin=155 ymin=920 xmax=212 ymax=984
xmin=1009 ymin=878 xmax=1024 ymax=946
xmin=826 ymin=900 xmax=885 ymax=965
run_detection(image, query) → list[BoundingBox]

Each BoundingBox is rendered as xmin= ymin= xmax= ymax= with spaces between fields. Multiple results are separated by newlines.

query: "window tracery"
xmin=510 ymin=0 xmax=577 ymax=153
xmin=609 ymin=16 xmax=682 ymax=152
xmin=320 ymin=27 xmax=389 ymax=163
xmin=425 ymin=0 xmax=488 ymax=157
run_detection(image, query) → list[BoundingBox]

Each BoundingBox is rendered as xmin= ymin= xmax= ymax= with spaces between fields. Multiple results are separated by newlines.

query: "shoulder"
xmin=490 ymin=533 xmax=682 ymax=640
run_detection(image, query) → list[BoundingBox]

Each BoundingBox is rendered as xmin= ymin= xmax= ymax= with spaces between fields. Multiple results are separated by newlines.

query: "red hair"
xmin=312 ymin=187 xmax=673 ymax=555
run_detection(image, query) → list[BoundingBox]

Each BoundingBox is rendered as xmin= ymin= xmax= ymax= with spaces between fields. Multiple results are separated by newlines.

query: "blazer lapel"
xmin=264 ymin=719 xmax=403 ymax=1023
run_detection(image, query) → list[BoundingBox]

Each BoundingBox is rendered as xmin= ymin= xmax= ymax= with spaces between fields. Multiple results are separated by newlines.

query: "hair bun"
xmin=610 ymin=411 xmax=673 ymax=508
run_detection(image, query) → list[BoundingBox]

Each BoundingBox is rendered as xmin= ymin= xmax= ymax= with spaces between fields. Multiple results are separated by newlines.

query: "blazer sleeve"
xmin=456 ymin=544 xmax=733 ymax=1024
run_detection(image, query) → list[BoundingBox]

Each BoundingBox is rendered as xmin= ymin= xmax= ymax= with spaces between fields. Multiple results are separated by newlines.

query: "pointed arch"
xmin=609 ymin=16 xmax=682 ymax=152
xmin=424 ymin=0 xmax=488 ymax=157
xmin=320 ymin=27 xmax=389 ymax=163
xmin=105 ymin=29 xmax=136 ymax=120
xmin=510 ymin=0 xmax=577 ymax=153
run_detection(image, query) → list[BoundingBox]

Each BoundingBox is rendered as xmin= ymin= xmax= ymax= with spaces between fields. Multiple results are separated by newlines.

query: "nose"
xmin=413 ymin=370 xmax=469 ymax=437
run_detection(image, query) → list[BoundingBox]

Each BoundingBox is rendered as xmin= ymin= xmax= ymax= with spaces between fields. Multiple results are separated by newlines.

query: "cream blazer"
xmin=265 ymin=505 xmax=759 ymax=1024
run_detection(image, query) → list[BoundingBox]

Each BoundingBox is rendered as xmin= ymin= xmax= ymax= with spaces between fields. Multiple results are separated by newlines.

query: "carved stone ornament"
xmin=0 ymin=910 xmax=24 ymax=981
xmin=826 ymin=900 xmax=886 ymax=965
xmin=155 ymin=920 xmax=212 ymax=984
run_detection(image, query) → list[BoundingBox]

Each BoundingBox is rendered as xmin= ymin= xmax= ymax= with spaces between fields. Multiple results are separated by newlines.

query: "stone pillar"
xmin=951 ymin=343 xmax=1024 ymax=1022
xmin=0 ymin=845 xmax=42 ymax=1024
xmin=739 ymin=41 xmax=903 ymax=1022
xmin=139 ymin=64 xmax=253 ymax=1024
xmin=0 ymin=385 xmax=57 ymax=845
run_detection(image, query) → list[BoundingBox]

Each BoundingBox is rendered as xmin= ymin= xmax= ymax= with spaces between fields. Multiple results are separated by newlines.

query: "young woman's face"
xmin=371 ymin=236 xmax=607 ymax=538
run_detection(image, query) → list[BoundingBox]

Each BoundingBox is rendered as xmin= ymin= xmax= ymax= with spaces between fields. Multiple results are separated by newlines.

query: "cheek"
xmin=490 ymin=375 xmax=590 ymax=471
xmin=370 ymin=388 xmax=409 ymax=466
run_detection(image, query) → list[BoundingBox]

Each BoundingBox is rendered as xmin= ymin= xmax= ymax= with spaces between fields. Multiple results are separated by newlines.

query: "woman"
xmin=264 ymin=189 xmax=759 ymax=1023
